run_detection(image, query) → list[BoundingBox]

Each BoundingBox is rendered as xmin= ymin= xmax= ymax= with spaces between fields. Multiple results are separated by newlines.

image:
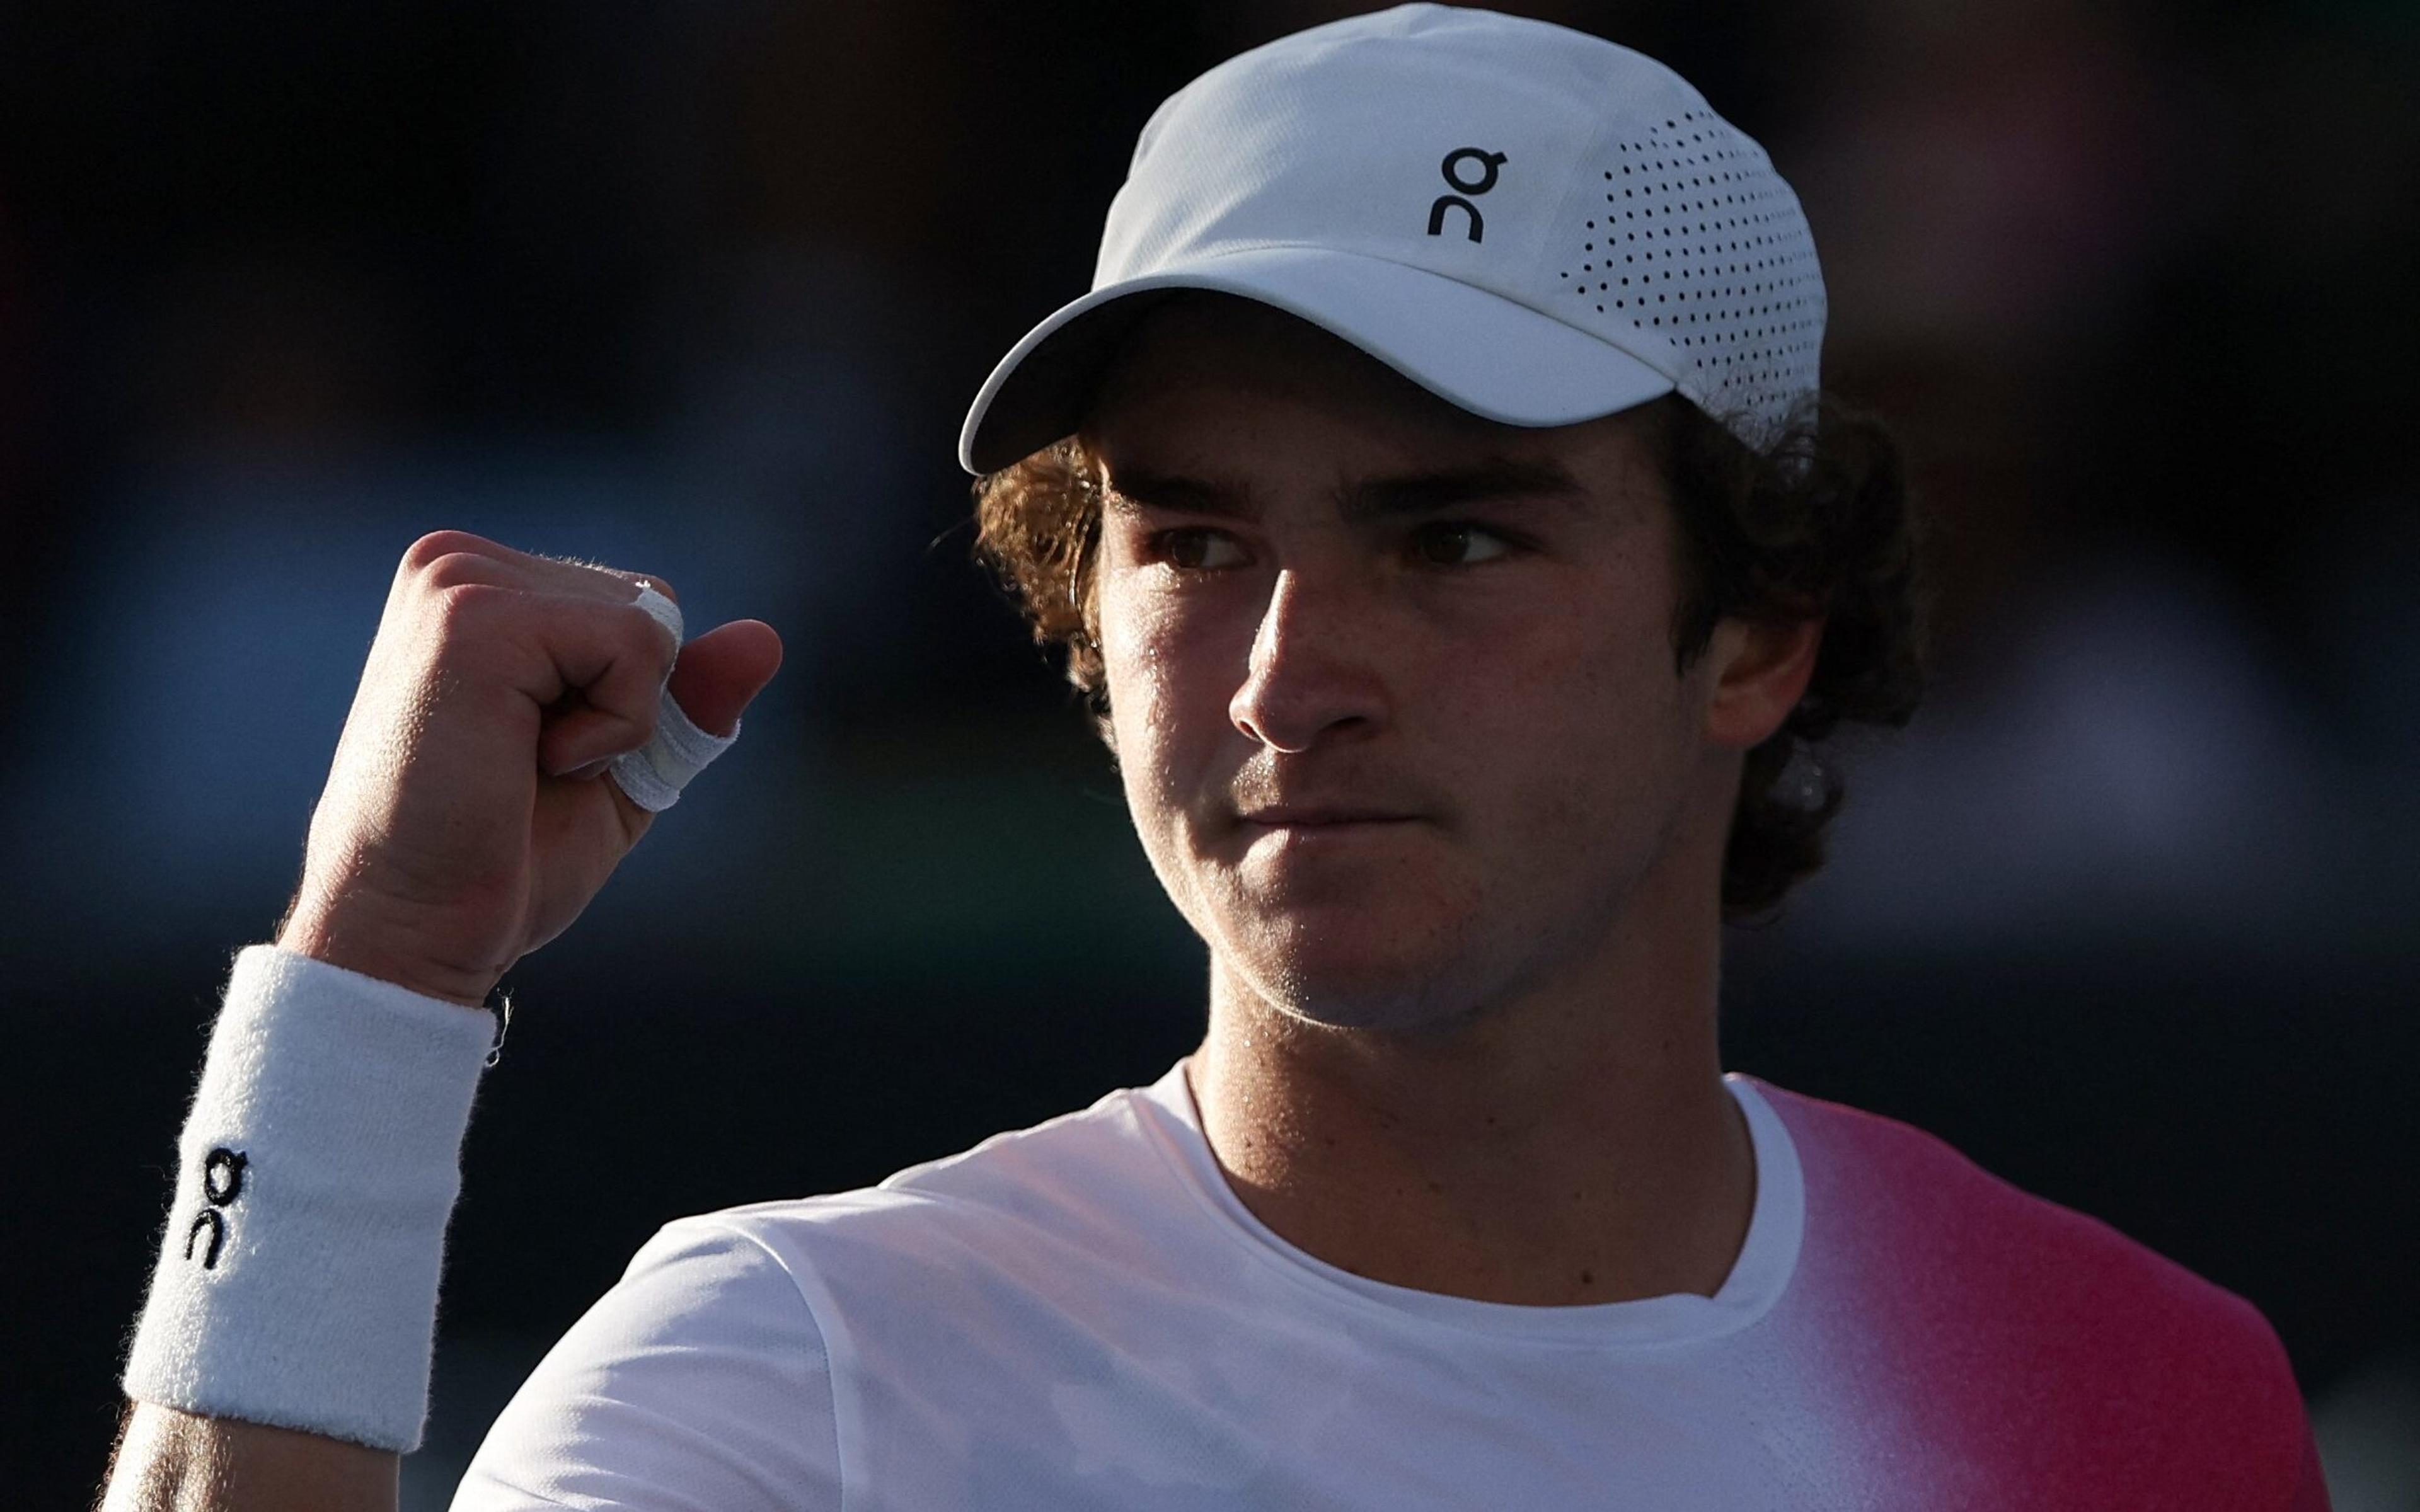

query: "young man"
xmin=106 ymin=6 xmax=2325 ymax=1509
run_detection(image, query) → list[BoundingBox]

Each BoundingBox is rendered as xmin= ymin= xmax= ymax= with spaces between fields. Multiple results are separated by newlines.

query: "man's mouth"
xmin=1236 ymin=805 xmax=1420 ymax=828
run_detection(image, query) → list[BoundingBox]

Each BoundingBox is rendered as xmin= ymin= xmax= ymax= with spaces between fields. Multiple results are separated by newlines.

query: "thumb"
xmin=666 ymin=619 xmax=784 ymax=737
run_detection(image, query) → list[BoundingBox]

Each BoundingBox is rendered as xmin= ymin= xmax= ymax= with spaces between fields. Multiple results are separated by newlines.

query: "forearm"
xmin=102 ymin=1404 xmax=396 ymax=1512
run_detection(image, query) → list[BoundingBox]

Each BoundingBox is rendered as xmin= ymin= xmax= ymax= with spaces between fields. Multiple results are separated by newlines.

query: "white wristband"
xmin=608 ymin=582 xmax=739 ymax=813
xmin=122 ymin=947 xmax=497 ymax=1452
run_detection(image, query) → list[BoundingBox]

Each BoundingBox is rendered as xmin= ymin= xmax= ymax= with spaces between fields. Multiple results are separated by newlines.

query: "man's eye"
xmin=1410 ymin=522 xmax=1514 ymax=566
xmin=1151 ymin=528 xmax=1247 ymax=571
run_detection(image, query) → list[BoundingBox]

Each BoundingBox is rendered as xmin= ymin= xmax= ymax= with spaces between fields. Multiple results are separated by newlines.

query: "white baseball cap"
xmin=958 ymin=2 xmax=1824 ymax=475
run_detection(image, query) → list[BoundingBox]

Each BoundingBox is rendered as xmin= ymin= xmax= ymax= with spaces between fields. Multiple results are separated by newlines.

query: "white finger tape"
xmin=609 ymin=690 xmax=739 ymax=811
xmin=607 ymin=581 xmax=739 ymax=812
xmin=628 ymin=580 xmax=684 ymax=645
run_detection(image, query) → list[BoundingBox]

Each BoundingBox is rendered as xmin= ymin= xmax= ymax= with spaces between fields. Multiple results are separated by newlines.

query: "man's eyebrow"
xmin=1100 ymin=469 xmax=1252 ymax=519
xmin=1098 ymin=457 xmax=1588 ymax=522
xmin=1342 ymin=457 xmax=1587 ymax=520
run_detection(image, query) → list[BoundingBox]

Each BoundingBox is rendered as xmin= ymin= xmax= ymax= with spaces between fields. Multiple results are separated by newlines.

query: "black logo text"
xmin=1427 ymin=147 xmax=1507 ymax=243
xmin=183 ymin=1147 xmax=248 ymax=1269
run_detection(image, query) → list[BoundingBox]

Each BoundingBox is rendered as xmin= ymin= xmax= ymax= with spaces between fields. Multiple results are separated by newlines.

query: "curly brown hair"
xmin=972 ymin=389 xmax=1931 ymax=924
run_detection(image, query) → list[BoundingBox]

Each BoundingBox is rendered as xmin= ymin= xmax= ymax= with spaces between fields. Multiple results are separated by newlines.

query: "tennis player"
xmin=104 ymin=7 xmax=2327 ymax=1508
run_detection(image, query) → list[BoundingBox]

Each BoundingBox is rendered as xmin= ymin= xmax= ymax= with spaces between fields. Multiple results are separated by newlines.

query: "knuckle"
xmin=631 ymin=617 xmax=679 ymax=677
xmin=420 ymin=549 xmax=499 ymax=592
xmin=402 ymin=529 xmax=499 ymax=574
xmin=428 ymin=579 xmax=512 ymax=636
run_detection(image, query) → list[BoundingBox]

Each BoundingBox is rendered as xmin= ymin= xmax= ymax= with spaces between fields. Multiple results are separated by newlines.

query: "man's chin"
xmin=1218 ymin=929 xmax=1493 ymax=1036
xmin=1191 ymin=856 xmax=1497 ymax=1029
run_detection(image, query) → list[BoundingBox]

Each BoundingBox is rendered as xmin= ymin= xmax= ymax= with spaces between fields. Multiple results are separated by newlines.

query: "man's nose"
xmin=1228 ymin=568 xmax=1387 ymax=753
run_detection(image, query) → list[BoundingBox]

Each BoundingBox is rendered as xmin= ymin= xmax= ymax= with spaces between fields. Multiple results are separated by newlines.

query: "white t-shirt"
xmin=452 ymin=1062 xmax=2323 ymax=1510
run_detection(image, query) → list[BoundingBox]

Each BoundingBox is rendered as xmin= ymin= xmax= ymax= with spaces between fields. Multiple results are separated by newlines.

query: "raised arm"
xmin=100 ymin=531 xmax=781 ymax=1512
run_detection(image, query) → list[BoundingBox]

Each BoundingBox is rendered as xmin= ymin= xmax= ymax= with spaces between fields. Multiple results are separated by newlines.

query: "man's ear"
xmin=1701 ymin=616 xmax=1824 ymax=750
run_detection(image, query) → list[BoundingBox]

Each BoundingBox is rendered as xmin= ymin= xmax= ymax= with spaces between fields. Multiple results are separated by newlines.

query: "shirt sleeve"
xmin=449 ymin=1220 xmax=842 ymax=1512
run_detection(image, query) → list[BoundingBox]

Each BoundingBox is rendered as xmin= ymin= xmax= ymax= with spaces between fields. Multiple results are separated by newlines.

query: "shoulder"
xmin=457 ymin=1218 xmax=842 ymax=1509
xmin=704 ymin=1079 xmax=1172 ymax=1256
xmin=459 ymin=1086 xmax=1175 ymax=1509
xmin=641 ymin=1078 xmax=1193 ymax=1347
xmin=1747 ymin=1078 xmax=2316 ymax=1506
xmin=1752 ymin=1078 xmax=2269 ymax=1335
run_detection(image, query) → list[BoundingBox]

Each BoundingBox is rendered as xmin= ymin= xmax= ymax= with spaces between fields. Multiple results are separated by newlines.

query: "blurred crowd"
xmin=3 ymin=0 xmax=2413 ymax=1504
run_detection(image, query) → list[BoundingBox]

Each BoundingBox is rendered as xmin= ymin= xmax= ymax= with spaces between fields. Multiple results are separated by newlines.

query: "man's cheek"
xmin=1109 ymin=665 xmax=1208 ymax=834
xmin=1121 ymin=612 xmax=1237 ymax=742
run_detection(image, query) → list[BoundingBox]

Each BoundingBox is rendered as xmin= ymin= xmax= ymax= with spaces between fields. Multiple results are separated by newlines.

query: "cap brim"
xmin=958 ymin=245 xmax=1677 ymax=474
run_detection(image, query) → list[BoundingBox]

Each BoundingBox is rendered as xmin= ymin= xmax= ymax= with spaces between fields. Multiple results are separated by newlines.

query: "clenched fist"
xmin=277 ymin=530 xmax=784 ymax=1006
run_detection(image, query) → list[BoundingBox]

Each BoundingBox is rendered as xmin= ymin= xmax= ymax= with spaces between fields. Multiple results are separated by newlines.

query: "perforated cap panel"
xmin=1567 ymin=107 xmax=1823 ymax=443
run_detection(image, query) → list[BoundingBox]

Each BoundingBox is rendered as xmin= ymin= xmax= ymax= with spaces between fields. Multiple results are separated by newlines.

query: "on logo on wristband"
xmin=183 ymin=1147 xmax=248 ymax=1269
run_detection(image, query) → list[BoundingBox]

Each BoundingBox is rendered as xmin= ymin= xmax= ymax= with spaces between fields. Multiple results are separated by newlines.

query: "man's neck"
xmin=1185 ymin=890 xmax=1754 ymax=1307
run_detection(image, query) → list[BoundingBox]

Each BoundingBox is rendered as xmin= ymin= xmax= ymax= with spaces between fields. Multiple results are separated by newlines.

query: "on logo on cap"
xmin=1427 ymin=147 xmax=1507 ymax=243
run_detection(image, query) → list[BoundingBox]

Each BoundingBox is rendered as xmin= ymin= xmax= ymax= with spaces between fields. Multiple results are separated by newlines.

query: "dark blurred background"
xmin=4 ymin=0 xmax=2415 ymax=1505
